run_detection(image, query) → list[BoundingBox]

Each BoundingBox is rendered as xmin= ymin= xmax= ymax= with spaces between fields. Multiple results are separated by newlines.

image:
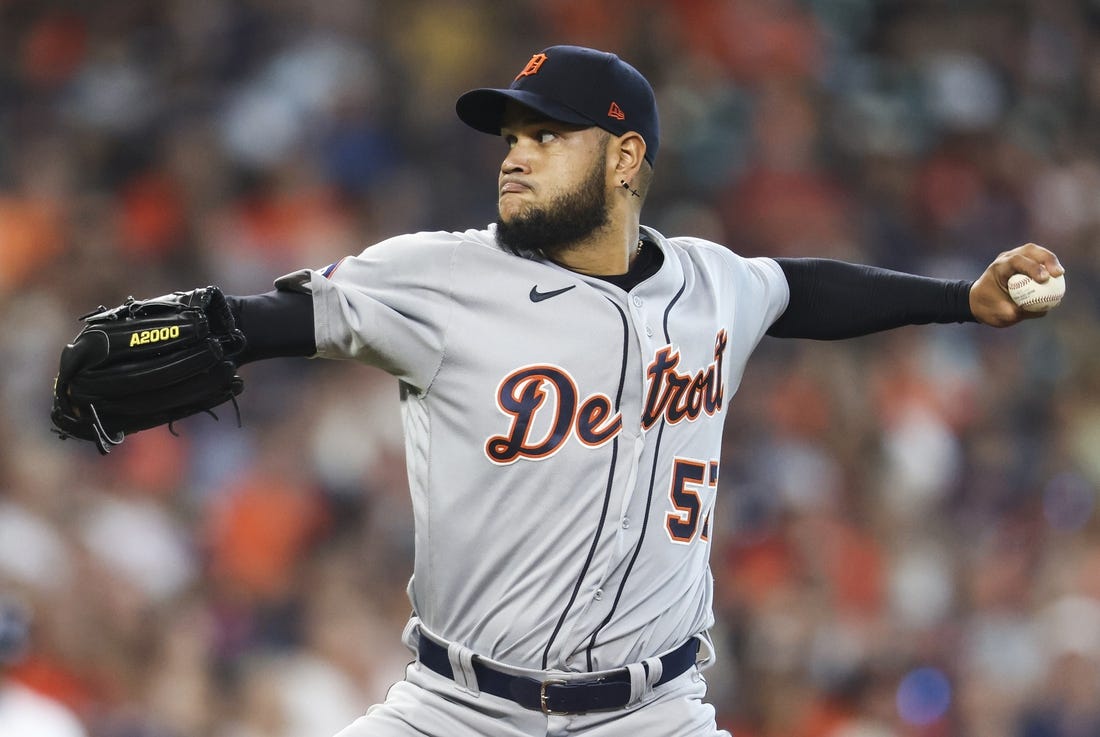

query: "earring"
xmin=620 ymin=180 xmax=640 ymax=197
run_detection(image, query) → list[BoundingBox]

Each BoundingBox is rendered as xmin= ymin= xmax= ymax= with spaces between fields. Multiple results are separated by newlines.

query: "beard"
xmin=495 ymin=156 xmax=611 ymax=259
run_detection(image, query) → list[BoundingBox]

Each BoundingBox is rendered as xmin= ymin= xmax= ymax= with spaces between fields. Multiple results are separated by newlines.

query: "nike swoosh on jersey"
xmin=529 ymin=285 xmax=576 ymax=302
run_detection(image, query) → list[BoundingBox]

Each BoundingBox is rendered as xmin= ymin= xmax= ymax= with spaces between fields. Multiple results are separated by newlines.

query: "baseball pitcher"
xmin=52 ymin=46 xmax=1064 ymax=736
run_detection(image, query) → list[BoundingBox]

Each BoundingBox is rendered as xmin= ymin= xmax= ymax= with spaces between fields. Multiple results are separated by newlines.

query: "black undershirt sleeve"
xmin=225 ymin=290 xmax=316 ymax=364
xmin=766 ymin=258 xmax=976 ymax=340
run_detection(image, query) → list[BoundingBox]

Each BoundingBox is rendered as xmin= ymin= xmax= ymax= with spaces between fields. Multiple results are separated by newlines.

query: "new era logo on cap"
xmin=456 ymin=45 xmax=660 ymax=165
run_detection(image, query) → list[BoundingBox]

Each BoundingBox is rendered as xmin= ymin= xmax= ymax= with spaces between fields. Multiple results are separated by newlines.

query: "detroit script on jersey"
xmin=485 ymin=330 xmax=728 ymax=465
xmin=274 ymin=225 xmax=789 ymax=672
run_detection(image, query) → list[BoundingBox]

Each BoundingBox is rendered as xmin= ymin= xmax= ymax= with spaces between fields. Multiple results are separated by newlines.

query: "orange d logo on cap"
xmin=515 ymin=53 xmax=548 ymax=80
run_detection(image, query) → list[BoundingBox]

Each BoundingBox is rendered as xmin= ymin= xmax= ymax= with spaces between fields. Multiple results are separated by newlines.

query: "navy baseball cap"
xmin=456 ymin=45 xmax=660 ymax=165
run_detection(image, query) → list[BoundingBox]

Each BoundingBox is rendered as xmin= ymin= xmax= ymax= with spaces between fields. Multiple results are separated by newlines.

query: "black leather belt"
xmin=416 ymin=632 xmax=699 ymax=715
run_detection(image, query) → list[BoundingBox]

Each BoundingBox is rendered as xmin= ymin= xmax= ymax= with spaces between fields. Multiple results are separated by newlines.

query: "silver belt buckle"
xmin=539 ymin=679 xmax=569 ymax=715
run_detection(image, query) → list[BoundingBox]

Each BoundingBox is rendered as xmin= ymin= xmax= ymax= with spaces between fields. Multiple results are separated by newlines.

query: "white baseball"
xmin=1007 ymin=273 xmax=1065 ymax=312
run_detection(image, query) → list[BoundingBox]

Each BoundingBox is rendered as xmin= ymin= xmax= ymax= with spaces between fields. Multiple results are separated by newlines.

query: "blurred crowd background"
xmin=1 ymin=0 xmax=1099 ymax=735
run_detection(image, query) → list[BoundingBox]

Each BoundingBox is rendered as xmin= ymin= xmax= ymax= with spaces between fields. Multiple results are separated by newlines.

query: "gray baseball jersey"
xmin=276 ymin=224 xmax=789 ymax=674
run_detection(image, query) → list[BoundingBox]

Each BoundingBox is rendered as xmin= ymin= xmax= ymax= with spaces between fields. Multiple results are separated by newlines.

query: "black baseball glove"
xmin=51 ymin=286 xmax=247 ymax=454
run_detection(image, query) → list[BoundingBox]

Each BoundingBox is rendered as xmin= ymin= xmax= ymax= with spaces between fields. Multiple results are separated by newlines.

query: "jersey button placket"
xmin=631 ymin=294 xmax=655 ymax=350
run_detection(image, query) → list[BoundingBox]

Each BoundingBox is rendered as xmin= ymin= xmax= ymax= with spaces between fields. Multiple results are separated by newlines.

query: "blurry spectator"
xmin=0 ymin=595 xmax=89 ymax=737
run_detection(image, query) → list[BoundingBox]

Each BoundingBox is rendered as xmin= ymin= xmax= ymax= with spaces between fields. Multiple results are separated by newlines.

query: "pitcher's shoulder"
xmin=647 ymin=229 xmax=751 ymax=267
xmin=349 ymin=228 xmax=495 ymax=262
xmin=384 ymin=226 xmax=509 ymax=254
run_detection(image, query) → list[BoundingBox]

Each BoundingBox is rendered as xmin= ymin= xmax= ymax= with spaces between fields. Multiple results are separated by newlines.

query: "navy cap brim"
xmin=456 ymin=88 xmax=596 ymax=135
